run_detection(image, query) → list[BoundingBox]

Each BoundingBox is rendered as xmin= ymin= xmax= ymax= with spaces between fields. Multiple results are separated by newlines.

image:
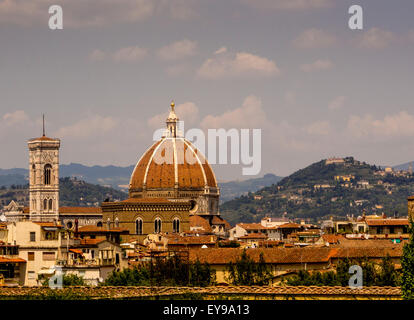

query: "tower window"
xmin=44 ymin=164 xmax=52 ymax=185
xmin=173 ymin=218 xmax=180 ymax=233
xmin=44 ymin=199 xmax=48 ymax=211
xmin=49 ymin=199 xmax=53 ymax=211
xmin=154 ymin=218 xmax=162 ymax=234
xmin=32 ymin=164 xmax=36 ymax=184
xmin=136 ymin=218 xmax=143 ymax=235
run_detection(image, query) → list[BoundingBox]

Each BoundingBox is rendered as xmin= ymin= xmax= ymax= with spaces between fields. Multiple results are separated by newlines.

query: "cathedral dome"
xmin=129 ymin=102 xmax=218 ymax=202
xmin=129 ymin=137 xmax=217 ymax=192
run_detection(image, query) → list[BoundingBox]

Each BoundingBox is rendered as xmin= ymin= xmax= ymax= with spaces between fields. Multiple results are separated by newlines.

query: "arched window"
xmin=154 ymin=218 xmax=162 ymax=234
xmin=44 ymin=164 xmax=52 ymax=185
xmin=32 ymin=164 xmax=36 ymax=184
xmin=49 ymin=199 xmax=53 ymax=211
xmin=136 ymin=218 xmax=143 ymax=235
xmin=173 ymin=218 xmax=180 ymax=233
xmin=43 ymin=199 xmax=48 ymax=211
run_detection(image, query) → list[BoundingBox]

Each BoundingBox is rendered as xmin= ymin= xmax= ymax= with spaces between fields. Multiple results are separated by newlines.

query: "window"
xmin=30 ymin=232 xmax=36 ymax=242
xmin=173 ymin=218 xmax=180 ymax=233
xmin=136 ymin=218 xmax=143 ymax=235
xmin=44 ymin=199 xmax=48 ymax=211
xmin=154 ymin=218 xmax=162 ymax=234
xmin=44 ymin=164 xmax=52 ymax=185
xmin=49 ymin=199 xmax=53 ymax=211
xmin=32 ymin=164 xmax=36 ymax=184
xmin=42 ymin=252 xmax=55 ymax=261
xmin=28 ymin=252 xmax=35 ymax=261
xmin=28 ymin=271 xmax=36 ymax=280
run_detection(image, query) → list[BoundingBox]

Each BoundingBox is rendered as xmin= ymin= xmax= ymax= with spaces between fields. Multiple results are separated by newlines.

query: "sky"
xmin=1 ymin=0 xmax=414 ymax=181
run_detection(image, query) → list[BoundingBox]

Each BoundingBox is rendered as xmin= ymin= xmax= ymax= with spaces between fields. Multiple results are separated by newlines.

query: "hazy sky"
xmin=1 ymin=0 xmax=414 ymax=181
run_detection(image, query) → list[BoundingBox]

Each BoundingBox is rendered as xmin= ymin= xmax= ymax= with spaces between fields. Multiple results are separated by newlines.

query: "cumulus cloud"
xmin=305 ymin=121 xmax=332 ymax=135
xmin=197 ymin=49 xmax=280 ymax=79
xmin=55 ymin=115 xmax=119 ymax=139
xmin=200 ymin=95 xmax=267 ymax=129
xmin=113 ymin=46 xmax=148 ymax=62
xmin=242 ymin=0 xmax=333 ymax=10
xmin=300 ymin=59 xmax=333 ymax=72
xmin=157 ymin=39 xmax=197 ymax=61
xmin=328 ymin=96 xmax=346 ymax=110
xmin=89 ymin=46 xmax=148 ymax=62
xmin=148 ymin=102 xmax=199 ymax=129
xmin=0 ymin=0 xmax=196 ymax=27
xmin=88 ymin=49 xmax=106 ymax=62
xmin=2 ymin=110 xmax=30 ymax=126
xmin=292 ymin=28 xmax=336 ymax=49
xmin=355 ymin=28 xmax=395 ymax=49
xmin=347 ymin=111 xmax=414 ymax=138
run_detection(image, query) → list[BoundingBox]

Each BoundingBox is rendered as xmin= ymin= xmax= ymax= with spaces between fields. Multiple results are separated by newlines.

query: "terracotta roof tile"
xmin=189 ymin=247 xmax=336 ymax=265
xmin=366 ymin=219 xmax=409 ymax=226
xmin=0 ymin=256 xmax=26 ymax=263
xmin=189 ymin=215 xmax=212 ymax=233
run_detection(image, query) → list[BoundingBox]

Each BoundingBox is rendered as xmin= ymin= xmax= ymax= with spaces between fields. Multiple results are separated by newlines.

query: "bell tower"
xmin=28 ymin=116 xmax=60 ymax=221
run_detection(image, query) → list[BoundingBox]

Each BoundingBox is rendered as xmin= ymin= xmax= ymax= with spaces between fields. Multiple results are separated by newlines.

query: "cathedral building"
xmin=102 ymin=102 xmax=230 ymax=242
xmin=4 ymin=103 xmax=230 ymax=242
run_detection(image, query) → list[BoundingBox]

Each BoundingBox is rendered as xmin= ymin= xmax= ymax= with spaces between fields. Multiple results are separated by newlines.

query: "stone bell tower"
xmin=28 ymin=116 xmax=60 ymax=221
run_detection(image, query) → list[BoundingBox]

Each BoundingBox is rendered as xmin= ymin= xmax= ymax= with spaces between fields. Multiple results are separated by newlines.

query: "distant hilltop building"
xmin=325 ymin=158 xmax=345 ymax=165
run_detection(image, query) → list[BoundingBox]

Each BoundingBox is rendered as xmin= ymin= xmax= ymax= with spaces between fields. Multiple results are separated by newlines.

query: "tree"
xmin=226 ymin=250 xmax=272 ymax=286
xmin=378 ymin=255 xmax=398 ymax=286
xmin=401 ymin=219 xmax=414 ymax=299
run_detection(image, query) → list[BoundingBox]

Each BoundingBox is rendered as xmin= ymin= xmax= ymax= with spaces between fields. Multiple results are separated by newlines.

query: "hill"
xmin=0 ymin=164 xmax=281 ymax=202
xmin=219 ymin=174 xmax=283 ymax=203
xmin=0 ymin=163 xmax=134 ymax=190
xmin=0 ymin=177 xmax=127 ymax=208
xmin=220 ymin=157 xmax=414 ymax=226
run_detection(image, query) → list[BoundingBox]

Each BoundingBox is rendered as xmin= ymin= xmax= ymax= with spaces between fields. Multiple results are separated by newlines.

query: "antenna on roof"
xmin=42 ymin=114 xmax=45 ymax=137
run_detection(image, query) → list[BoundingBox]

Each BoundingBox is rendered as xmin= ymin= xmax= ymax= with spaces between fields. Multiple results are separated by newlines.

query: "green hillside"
xmin=219 ymin=173 xmax=282 ymax=203
xmin=0 ymin=177 xmax=127 ymax=208
xmin=220 ymin=157 xmax=414 ymax=225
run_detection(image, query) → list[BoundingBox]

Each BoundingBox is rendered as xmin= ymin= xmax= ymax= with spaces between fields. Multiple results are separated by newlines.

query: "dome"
xmin=128 ymin=102 xmax=220 ymax=217
xmin=129 ymin=136 xmax=218 ymax=191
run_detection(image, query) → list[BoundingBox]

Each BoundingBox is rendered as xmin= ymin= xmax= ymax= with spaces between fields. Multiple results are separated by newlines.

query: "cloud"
xmin=300 ymin=59 xmax=333 ymax=72
xmin=292 ymin=28 xmax=336 ymax=49
xmin=200 ymin=95 xmax=267 ymax=129
xmin=2 ymin=110 xmax=30 ymax=126
xmin=347 ymin=111 xmax=414 ymax=138
xmin=113 ymin=46 xmax=148 ymax=62
xmin=242 ymin=0 xmax=333 ymax=10
xmin=157 ymin=39 xmax=197 ymax=61
xmin=88 ymin=49 xmax=106 ymax=62
xmin=197 ymin=49 xmax=280 ymax=79
xmin=148 ymin=102 xmax=199 ymax=129
xmin=0 ymin=0 xmax=196 ymax=27
xmin=165 ymin=64 xmax=191 ymax=76
xmin=355 ymin=28 xmax=395 ymax=49
xmin=328 ymin=96 xmax=346 ymax=110
xmin=89 ymin=46 xmax=148 ymax=62
xmin=55 ymin=115 xmax=119 ymax=139
xmin=305 ymin=121 xmax=332 ymax=135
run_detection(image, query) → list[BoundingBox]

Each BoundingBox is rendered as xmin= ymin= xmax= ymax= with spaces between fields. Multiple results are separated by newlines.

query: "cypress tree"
xmin=401 ymin=218 xmax=414 ymax=299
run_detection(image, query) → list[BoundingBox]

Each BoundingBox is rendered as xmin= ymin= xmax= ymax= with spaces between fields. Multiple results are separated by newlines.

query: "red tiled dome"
xmin=129 ymin=137 xmax=217 ymax=191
